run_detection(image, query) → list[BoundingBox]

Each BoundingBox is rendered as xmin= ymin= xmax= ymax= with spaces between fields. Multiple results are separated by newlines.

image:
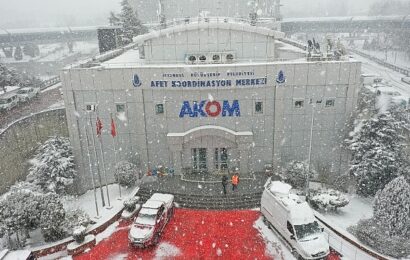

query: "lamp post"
xmin=305 ymin=102 xmax=316 ymax=200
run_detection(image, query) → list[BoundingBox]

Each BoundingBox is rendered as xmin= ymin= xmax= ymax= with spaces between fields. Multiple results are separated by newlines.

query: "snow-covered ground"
xmin=0 ymin=41 xmax=98 ymax=64
xmin=318 ymin=195 xmax=373 ymax=230
xmin=253 ymin=217 xmax=295 ymax=260
xmin=0 ymin=86 xmax=19 ymax=95
xmin=356 ymin=47 xmax=410 ymax=70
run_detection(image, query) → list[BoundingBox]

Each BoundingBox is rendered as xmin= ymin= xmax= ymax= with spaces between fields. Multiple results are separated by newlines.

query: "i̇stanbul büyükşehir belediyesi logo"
xmin=276 ymin=70 xmax=285 ymax=84
xmin=133 ymin=74 xmax=142 ymax=87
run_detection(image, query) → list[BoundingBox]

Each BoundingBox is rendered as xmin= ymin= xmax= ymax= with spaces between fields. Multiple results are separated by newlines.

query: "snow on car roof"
xmin=288 ymin=202 xmax=316 ymax=225
xmin=269 ymin=181 xmax=292 ymax=195
xmin=139 ymin=207 xmax=158 ymax=215
xmin=150 ymin=193 xmax=174 ymax=204
xmin=142 ymin=200 xmax=164 ymax=209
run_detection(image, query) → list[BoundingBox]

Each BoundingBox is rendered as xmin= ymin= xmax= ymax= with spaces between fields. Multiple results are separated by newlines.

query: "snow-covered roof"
xmin=0 ymin=249 xmax=32 ymax=260
xmin=139 ymin=207 xmax=158 ymax=215
xmin=269 ymin=181 xmax=292 ymax=195
xmin=283 ymin=15 xmax=410 ymax=23
xmin=150 ymin=193 xmax=174 ymax=205
xmin=142 ymin=200 xmax=164 ymax=209
xmin=167 ymin=125 xmax=252 ymax=137
xmin=132 ymin=21 xmax=284 ymax=46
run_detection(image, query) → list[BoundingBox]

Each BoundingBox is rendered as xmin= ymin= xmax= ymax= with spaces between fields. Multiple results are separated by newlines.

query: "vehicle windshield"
xmin=17 ymin=90 xmax=28 ymax=94
xmin=135 ymin=213 xmax=156 ymax=226
xmin=294 ymin=221 xmax=322 ymax=241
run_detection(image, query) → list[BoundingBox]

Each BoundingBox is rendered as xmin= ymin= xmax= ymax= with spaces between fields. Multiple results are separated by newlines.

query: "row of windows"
xmin=85 ymin=99 xmax=336 ymax=114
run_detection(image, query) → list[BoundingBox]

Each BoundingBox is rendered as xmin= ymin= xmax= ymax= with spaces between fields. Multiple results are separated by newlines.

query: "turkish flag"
xmin=111 ymin=117 xmax=117 ymax=137
xmin=96 ymin=117 xmax=103 ymax=136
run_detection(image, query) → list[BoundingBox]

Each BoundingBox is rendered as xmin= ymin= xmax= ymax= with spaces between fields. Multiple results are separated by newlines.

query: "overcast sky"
xmin=0 ymin=0 xmax=381 ymax=29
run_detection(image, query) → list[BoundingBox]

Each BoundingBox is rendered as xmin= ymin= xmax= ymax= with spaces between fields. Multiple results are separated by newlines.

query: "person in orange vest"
xmin=231 ymin=172 xmax=239 ymax=191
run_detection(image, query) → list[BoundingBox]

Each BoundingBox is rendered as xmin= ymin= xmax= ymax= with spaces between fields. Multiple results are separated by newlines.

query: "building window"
xmin=255 ymin=101 xmax=263 ymax=114
xmin=294 ymin=100 xmax=304 ymax=108
xmin=155 ymin=104 xmax=164 ymax=114
xmin=325 ymin=99 xmax=335 ymax=107
xmin=86 ymin=104 xmax=96 ymax=112
xmin=116 ymin=103 xmax=125 ymax=113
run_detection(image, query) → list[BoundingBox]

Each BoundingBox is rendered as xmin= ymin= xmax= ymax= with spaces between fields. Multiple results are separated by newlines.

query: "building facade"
xmin=62 ymin=20 xmax=361 ymax=191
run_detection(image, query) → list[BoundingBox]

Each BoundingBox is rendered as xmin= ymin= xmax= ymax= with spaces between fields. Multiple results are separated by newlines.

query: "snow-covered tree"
xmin=14 ymin=46 xmax=23 ymax=61
xmin=26 ymin=136 xmax=76 ymax=194
xmin=38 ymin=193 xmax=66 ymax=242
xmin=373 ymin=175 xmax=410 ymax=237
xmin=108 ymin=11 xmax=121 ymax=26
xmin=0 ymin=63 xmax=20 ymax=92
xmin=118 ymin=0 xmax=147 ymax=44
xmin=347 ymin=112 xmax=407 ymax=197
xmin=61 ymin=209 xmax=92 ymax=235
xmin=115 ymin=161 xmax=139 ymax=187
xmin=349 ymin=176 xmax=410 ymax=258
xmin=280 ymin=161 xmax=315 ymax=190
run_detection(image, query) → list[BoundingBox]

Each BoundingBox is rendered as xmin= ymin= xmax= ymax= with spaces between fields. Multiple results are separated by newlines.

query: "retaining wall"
xmin=0 ymin=108 xmax=68 ymax=193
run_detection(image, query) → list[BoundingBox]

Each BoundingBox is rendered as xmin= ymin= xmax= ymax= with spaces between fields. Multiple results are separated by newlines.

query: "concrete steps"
xmin=137 ymin=187 xmax=262 ymax=210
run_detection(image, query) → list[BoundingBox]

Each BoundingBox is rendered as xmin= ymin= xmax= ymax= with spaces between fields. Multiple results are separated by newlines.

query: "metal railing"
xmin=314 ymin=212 xmax=390 ymax=260
xmin=349 ymin=48 xmax=410 ymax=77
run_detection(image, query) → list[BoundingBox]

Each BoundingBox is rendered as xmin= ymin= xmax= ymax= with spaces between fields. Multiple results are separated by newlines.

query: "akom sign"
xmin=179 ymin=100 xmax=240 ymax=118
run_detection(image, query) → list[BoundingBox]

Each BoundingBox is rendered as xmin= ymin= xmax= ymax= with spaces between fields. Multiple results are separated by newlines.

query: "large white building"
xmin=62 ymin=18 xmax=361 ymax=191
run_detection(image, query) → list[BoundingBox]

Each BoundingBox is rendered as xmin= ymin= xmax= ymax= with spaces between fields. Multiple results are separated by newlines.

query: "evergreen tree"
xmin=280 ymin=161 xmax=316 ymax=190
xmin=14 ymin=46 xmax=23 ymax=61
xmin=373 ymin=175 xmax=410 ymax=237
xmin=0 ymin=64 xmax=20 ymax=92
xmin=26 ymin=136 xmax=76 ymax=194
xmin=119 ymin=0 xmax=147 ymax=44
xmin=38 ymin=193 xmax=66 ymax=242
xmin=108 ymin=11 xmax=121 ymax=26
xmin=347 ymin=112 xmax=406 ymax=197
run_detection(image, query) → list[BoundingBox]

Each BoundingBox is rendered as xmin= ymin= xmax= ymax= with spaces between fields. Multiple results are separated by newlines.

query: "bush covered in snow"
xmin=72 ymin=226 xmax=87 ymax=244
xmin=309 ymin=189 xmax=349 ymax=210
xmin=38 ymin=193 xmax=66 ymax=242
xmin=26 ymin=136 xmax=76 ymax=194
xmin=62 ymin=209 xmax=92 ymax=235
xmin=349 ymin=219 xmax=410 ymax=258
xmin=348 ymin=176 xmax=410 ymax=258
xmin=115 ymin=161 xmax=138 ymax=187
xmin=280 ymin=161 xmax=315 ymax=190
xmin=123 ymin=196 xmax=139 ymax=212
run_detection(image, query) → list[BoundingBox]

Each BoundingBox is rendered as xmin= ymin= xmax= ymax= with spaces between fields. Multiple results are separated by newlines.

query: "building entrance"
xmin=192 ymin=148 xmax=207 ymax=172
xmin=214 ymin=148 xmax=228 ymax=171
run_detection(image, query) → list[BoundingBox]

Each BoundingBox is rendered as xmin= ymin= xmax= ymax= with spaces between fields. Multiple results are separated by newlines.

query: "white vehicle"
xmin=129 ymin=193 xmax=174 ymax=248
xmin=0 ymin=93 xmax=19 ymax=111
xmin=16 ymin=87 xmax=39 ymax=102
xmin=261 ymin=179 xmax=330 ymax=260
xmin=402 ymin=77 xmax=410 ymax=85
xmin=361 ymin=73 xmax=382 ymax=85
xmin=376 ymin=87 xmax=401 ymax=97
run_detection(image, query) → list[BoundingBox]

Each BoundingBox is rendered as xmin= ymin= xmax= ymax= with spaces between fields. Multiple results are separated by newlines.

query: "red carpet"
xmin=74 ymin=208 xmax=270 ymax=260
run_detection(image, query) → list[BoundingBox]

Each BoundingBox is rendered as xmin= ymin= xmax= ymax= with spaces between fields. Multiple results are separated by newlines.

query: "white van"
xmin=261 ymin=179 xmax=329 ymax=260
xmin=361 ymin=74 xmax=382 ymax=86
xmin=16 ymin=87 xmax=39 ymax=102
xmin=0 ymin=93 xmax=19 ymax=111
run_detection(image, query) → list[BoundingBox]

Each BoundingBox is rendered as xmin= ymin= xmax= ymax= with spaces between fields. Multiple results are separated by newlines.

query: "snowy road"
xmin=352 ymin=53 xmax=410 ymax=97
xmin=0 ymin=85 xmax=63 ymax=130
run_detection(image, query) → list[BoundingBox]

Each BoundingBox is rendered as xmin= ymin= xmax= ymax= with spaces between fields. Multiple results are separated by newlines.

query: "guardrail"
xmin=38 ymin=76 xmax=61 ymax=90
xmin=277 ymin=38 xmax=307 ymax=51
xmin=314 ymin=212 xmax=390 ymax=260
xmin=349 ymin=49 xmax=410 ymax=77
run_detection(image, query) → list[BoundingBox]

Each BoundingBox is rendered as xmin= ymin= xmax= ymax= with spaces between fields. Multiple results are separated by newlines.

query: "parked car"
xmin=402 ymin=77 xmax=410 ymax=85
xmin=16 ymin=87 xmax=40 ymax=102
xmin=0 ymin=93 xmax=19 ymax=111
xmin=128 ymin=193 xmax=174 ymax=248
xmin=376 ymin=87 xmax=401 ymax=97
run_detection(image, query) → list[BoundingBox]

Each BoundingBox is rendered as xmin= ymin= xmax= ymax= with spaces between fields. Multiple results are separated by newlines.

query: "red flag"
xmin=111 ymin=117 xmax=117 ymax=137
xmin=96 ymin=117 xmax=103 ymax=136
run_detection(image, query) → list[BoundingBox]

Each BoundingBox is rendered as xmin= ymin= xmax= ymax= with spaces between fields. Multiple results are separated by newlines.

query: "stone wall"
xmin=0 ymin=108 xmax=68 ymax=194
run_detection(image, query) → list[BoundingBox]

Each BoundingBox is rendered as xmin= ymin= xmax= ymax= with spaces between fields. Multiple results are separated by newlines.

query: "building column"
xmin=238 ymin=144 xmax=250 ymax=178
xmin=172 ymin=150 xmax=183 ymax=176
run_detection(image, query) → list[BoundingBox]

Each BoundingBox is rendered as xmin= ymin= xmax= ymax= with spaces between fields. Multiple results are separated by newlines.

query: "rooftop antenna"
xmin=249 ymin=0 xmax=258 ymax=26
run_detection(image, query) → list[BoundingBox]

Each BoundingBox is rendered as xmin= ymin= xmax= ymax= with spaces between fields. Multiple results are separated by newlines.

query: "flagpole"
xmin=84 ymin=124 xmax=100 ymax=218
xmin=111 ymin=113 xmax=122 ymax=199
xmin=89 ymin=114 xmax=106 ymax=207
xmin=98 ymin=133 xmax=111 ymax=208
